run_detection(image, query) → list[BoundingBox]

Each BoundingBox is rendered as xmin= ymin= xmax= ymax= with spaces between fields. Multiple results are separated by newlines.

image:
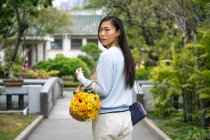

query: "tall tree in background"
xmin=165 ymin=0 xmax=210 ymax=122
xmin=0 ymin=0 xmax=53 ymax=62
xmin=29 ymin=7 xmax=72 ymax=36
xmin=86 ymin=0 xmax=179 ymax=64
xmin=165 ymin=0 xmax=206 ymax=43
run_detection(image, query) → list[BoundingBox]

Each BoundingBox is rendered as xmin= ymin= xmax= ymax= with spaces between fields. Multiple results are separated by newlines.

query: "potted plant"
xmin=2 ymin=78 xmax=23 ymax=86
xmin=2 ymin=63 xmax=23 ymax=86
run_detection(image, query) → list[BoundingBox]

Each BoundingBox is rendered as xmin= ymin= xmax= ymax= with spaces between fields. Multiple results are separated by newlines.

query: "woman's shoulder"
xmin=99 ymin=50 xmax=111 ymax=61
xmin=101 ymin=47 xmax=122 ymax=60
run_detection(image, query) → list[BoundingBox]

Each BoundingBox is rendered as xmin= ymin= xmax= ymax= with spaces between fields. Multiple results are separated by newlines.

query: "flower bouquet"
xmin=69 ymin=84 xmax=101 ymax=122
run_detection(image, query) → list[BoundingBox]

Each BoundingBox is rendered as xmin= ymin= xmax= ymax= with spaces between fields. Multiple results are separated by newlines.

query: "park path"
xmin=27 ymin=91 xmax=158 ymax=140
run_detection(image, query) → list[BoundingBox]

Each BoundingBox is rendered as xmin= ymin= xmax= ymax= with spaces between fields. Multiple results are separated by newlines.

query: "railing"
xmin=0 ymin=78 xmax=63 ymax=117
xmin=0 ymin=79 xmax=47 ymax=86
xmin=40 ymin=77 xmax=63 ymax=118
xmin=135 ymin=80 xmax=154 ymax=112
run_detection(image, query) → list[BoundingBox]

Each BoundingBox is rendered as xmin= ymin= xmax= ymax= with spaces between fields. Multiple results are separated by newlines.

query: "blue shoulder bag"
xmin=129 ymin=81 xmax=147 ymax=126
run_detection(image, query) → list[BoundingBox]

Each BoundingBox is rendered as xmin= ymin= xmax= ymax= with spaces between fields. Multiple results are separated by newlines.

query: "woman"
xmin=76 ymin=15 xmax=135 ymax=140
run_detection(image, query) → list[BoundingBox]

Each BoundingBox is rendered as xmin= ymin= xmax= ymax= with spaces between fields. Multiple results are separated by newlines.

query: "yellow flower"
xmin=87 ymin=103 xmax=93 ymax=110
xmin=79 ymin=103 xmax=87 ymax=111
xmin=72 ymin=106 xmax=79 ymax=112
xmin=70 ymin=91 xmax=101 ymax=122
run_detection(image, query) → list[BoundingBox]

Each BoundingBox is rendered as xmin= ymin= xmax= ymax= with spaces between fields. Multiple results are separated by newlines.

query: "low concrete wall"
xmin=40 ymin=77 xmax=63 ymax=118
xmin=1 ymin=85 xmax=42 ymax=114
xmin=136 ymin=80 xmax=154 ymax=112
xmin=0 ymin=78 xmax=63 ymax=116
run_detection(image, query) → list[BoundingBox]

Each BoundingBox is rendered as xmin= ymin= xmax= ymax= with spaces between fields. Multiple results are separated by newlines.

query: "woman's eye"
xmin=105 ymin=29 xmax=110 ymax=31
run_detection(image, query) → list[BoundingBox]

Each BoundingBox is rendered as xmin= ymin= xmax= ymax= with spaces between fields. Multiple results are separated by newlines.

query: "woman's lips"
xmin=100 ymin=39 xmax=106 ymax=42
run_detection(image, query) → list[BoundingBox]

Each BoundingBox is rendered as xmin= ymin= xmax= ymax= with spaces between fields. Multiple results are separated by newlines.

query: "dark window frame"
xmin=51 ymin=39 xmax=63 ymax=49
xmin=71 ymin=39 xmax=82 ymax=49
xmin=87 ymin=39 xmax=98 ymax=44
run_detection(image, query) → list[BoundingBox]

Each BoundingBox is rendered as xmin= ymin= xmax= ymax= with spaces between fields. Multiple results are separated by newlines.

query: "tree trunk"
xmin=11 ymin=30 xmax=24 ymax=62
xmin=182 ymin=89 xmax=188 ymax=122
xmin=182 ymin=88 xmax=193 ymax=122
xmin=11 ymin=6 xmax=29 ymax=62
xmin=200 ymin=98 xmax=210 ymax=128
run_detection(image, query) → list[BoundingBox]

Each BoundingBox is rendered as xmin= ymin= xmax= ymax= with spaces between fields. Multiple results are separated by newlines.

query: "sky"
xmin=53 ymin=0 xmax=68 ymax=8
xmin=52 ymin=0 xmax=88 ymax=9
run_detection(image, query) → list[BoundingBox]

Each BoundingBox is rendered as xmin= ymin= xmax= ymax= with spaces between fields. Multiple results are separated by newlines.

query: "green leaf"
xmin=199 ymin=93 xmax=210 ymax=99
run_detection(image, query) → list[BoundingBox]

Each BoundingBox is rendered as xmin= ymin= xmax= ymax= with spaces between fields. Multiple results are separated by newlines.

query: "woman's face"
xmin=99 ymin=20 xmax=120 ymax=48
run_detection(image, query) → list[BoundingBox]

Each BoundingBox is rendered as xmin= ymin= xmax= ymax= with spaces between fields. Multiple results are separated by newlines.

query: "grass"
xmin=0 ymin=114 xmax=37 ymax=140
xmin=148 ymin=112 xmax=210 ymax=140
xmin=63 ymin=80 xmax=80 ymax=87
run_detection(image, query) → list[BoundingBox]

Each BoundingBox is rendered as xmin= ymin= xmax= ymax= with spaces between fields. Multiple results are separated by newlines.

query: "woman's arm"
xmin=76 ymin=54 xmax=114 ymax=97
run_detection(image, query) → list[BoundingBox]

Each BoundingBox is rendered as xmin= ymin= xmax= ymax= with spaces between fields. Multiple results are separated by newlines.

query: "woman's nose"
xmin=100 ymin=30 xmax=105 ymax=36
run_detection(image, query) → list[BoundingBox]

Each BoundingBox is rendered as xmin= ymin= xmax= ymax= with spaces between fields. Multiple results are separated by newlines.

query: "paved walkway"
xmin=28 ymin=91 xmax=158 ymax=140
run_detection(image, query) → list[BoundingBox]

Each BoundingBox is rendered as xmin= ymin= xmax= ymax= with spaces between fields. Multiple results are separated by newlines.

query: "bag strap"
xmin=135 ymin=81 xmax=143 ymax=104
xmin=74 ymin=81 xmax=98 ymax=95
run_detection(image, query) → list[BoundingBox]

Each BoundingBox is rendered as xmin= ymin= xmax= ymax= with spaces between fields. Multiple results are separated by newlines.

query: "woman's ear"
xmin=117 ymin=30 xmax=120 ymax=37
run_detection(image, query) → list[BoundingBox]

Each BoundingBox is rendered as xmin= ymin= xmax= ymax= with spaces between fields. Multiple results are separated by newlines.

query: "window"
xmin=71 ymin=39 xmax=82 ymax=49
xmin=87 ymin=39 xmax=98 ymax=44
xmin=51 ymin=39 xmax=62 ymax=49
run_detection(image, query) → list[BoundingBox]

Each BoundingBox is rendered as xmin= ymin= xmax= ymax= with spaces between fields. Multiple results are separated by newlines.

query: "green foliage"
xmin=197 ymin=30 xmax=210 ymax=119
xmin=131 ymin=48 xmax=141 ymax=64
xmin=83 ymin=1 xmax=101 ymax=9
xmin=152 ymin=111 xmax=209 ymax=140
xmin=0 ymin=0 xmax=53 ymax=61
xmin=185 ymin=127 xmax=209 ymax=140
xmin=151 ymin=43 xmax=204 ymax=121
xmin=33 ymin=54 xmax=90 ymax=80
xmin=77 ymin=55 xmax=96 ymax=72
xmin=80 ymin=43 xmax=102 ymax=62
xmin=29 ymin=7 xmax=72 ymax=36
xmin=12 ymin=64 xmax=22 ymax=76
xmin=150 ymin=61 xmax=180 ymax=117
xmin=87 ymin=0 xmax=177 ymax=63
xmin=0 ymin=2 xmax=14 ymax=38
xmin=135 ymin=67 xmax=153 ymax=80
xmin=63 ymin=80 xmax=80 ymax=88
xmin=0 ymin=65 xmax=9 ymax=78
xmin=23 ymin=68 xmax=59 ymax=79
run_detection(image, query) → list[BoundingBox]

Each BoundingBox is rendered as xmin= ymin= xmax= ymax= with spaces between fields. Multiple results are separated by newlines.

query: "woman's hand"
xmin=75 ymin=68 xmax=84 ymax=76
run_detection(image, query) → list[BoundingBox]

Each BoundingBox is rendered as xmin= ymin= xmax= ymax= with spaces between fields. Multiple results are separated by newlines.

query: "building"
xmin=0 ymin=14 xmax=104 ymax=66
xmin=48 ymin=14 xmax=104 ymax=59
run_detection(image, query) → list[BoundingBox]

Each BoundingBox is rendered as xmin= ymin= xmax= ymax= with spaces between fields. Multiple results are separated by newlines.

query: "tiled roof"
xmin=70 ymin=15 xmax=104 ymax=35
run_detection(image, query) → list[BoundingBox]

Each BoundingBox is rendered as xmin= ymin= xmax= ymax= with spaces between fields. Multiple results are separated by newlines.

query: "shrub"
xmin=0 ymin=65 xmax=9 ymax=78
xmin=77 ymin=55 xmax=96 ymax=72
xmin=136 ymin=67 xmax=153 ymax=80
xmin=23 ymin=68 xmax=59 ymax=79
xmin=80 ymin=43 xmax=102 ymax=61
xmin=33 ymin=54 xmax=90 ymax=80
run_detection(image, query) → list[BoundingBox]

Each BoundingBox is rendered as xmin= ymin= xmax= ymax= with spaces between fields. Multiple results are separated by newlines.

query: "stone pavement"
xmin=27 ymin=91 xmax=159 ymax=140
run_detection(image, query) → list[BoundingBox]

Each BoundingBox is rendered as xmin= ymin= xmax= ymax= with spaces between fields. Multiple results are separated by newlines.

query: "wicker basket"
xmin=69 ymin=83 xmax=100 ymax=122
xmin=69 ymin=108 xmax=87 ymax=122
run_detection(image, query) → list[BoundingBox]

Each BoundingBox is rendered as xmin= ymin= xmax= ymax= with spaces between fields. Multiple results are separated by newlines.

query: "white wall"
xmin=46 ymin=36 xmax=105 ymax=59
xmin=37 ymin=43 xmax=44 ymax=62
xmin=0 ymin=51 xmax=4 ymax=63
xmin=31 ymin=45 xmax=37 ymax=66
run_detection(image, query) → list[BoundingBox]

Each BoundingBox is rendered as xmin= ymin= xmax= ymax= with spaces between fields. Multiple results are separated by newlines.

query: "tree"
xmin=23 ymin=7 xmax=72 ymax=59
xmin=150 ymin=0 xmax=210 ymax=125
xmin=165 ymin=0 xmax=205 ymax=43
xmin=164 ymin=0 xmax=210 ymax=123
xmin=80 ymin=43 xmax=102 ymax=62
xmin=86 ymin=0 xmax=178 ymax=64
xmin=29 ymin=7 xmax=72 ymax=36
xmin=0 ymin=0 xmax=53 ymax=62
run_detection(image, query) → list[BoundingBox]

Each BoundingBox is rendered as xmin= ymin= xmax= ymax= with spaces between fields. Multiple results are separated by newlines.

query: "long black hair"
xmin=98 ymin=15 xmax=135 ymax=88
